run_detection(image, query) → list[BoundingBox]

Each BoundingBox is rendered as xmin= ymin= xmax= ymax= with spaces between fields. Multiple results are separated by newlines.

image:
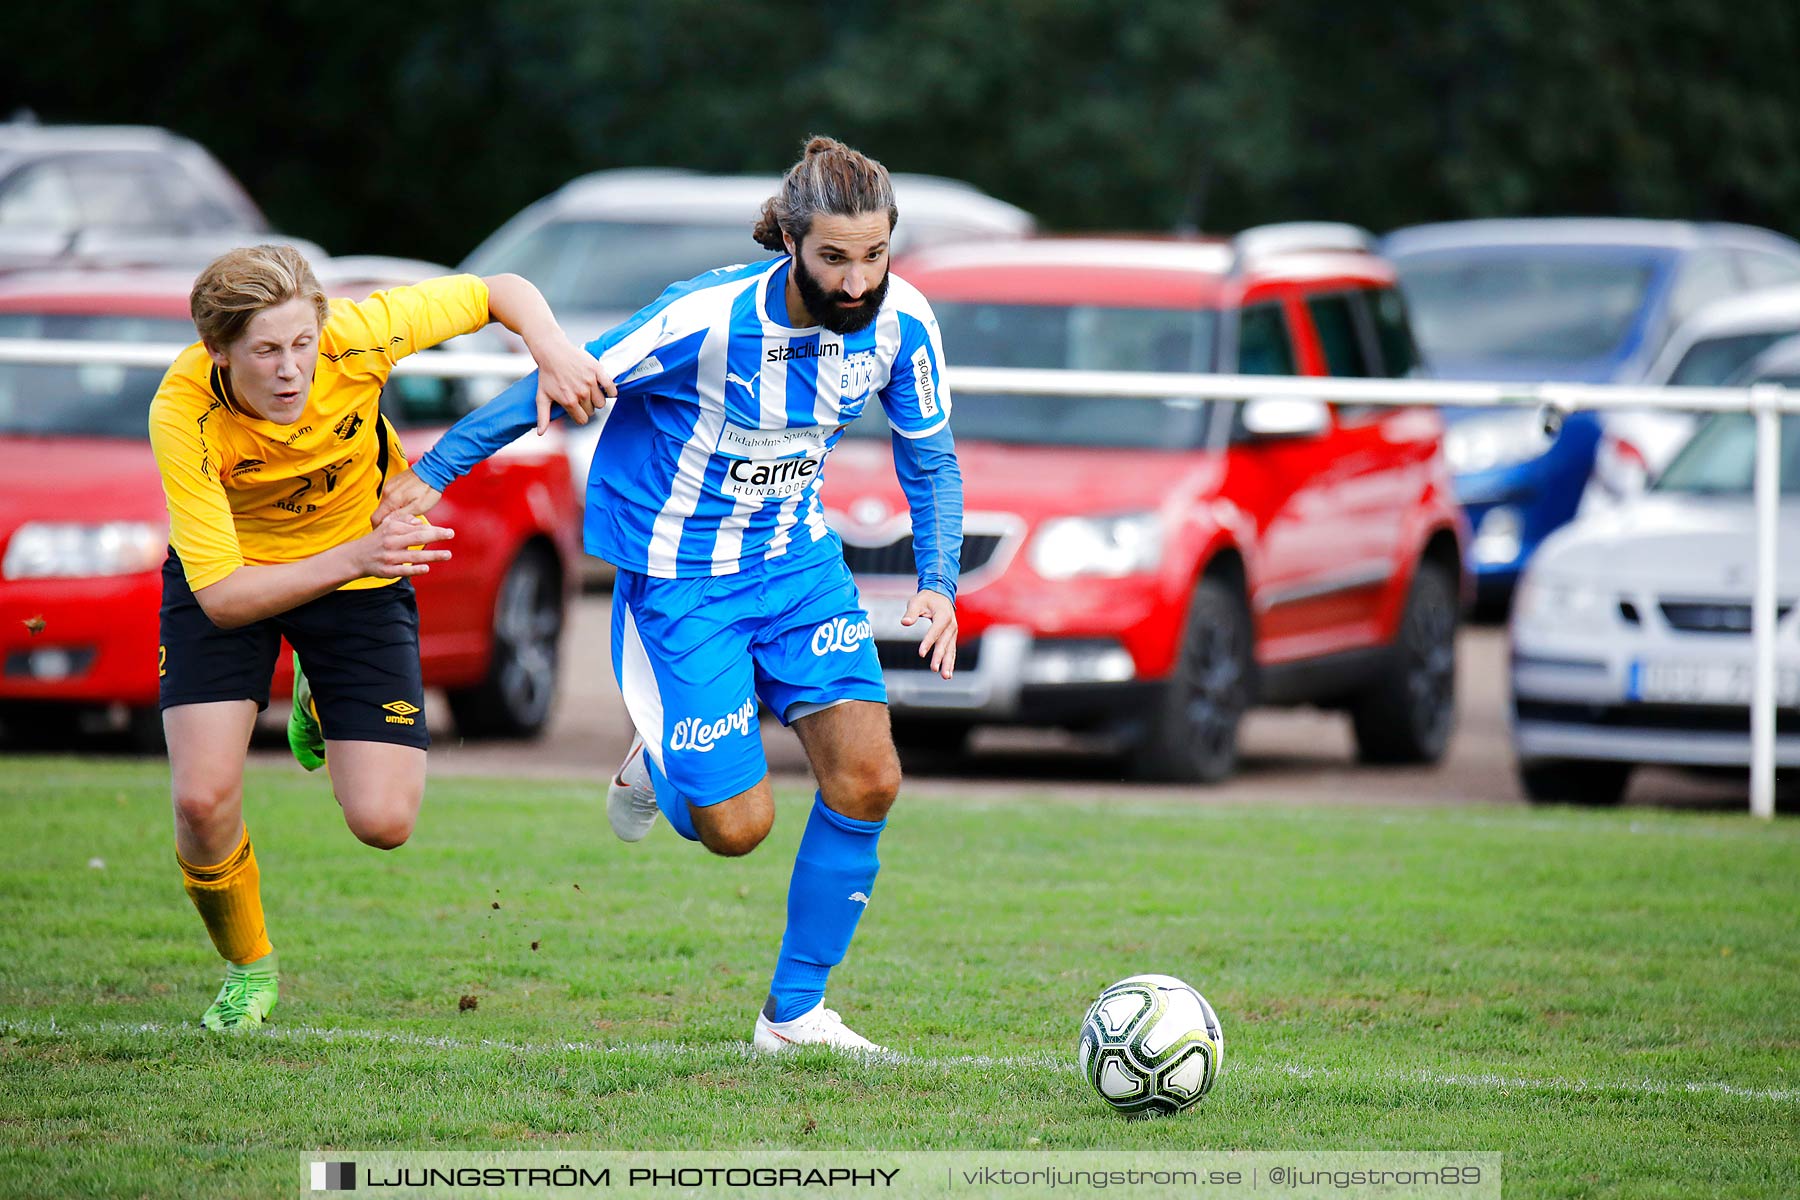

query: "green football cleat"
xmin=287 ymin=653 xmax=325 ymax=771
xmin=200 ymin=953 xmax=279 ymax=1031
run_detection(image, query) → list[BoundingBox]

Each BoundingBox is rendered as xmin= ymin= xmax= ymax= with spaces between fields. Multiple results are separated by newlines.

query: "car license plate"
xmin=1627 ymin=659 xmax=1800 ymax=706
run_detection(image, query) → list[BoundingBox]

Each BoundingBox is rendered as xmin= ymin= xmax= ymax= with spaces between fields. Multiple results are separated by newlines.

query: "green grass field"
xmin=1 ymin=755 xmax=1796 ymax=1199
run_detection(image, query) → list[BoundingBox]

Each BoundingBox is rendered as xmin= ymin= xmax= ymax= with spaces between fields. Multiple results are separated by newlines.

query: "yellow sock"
xmin=179 ymin=826 xmax=273 ymax=965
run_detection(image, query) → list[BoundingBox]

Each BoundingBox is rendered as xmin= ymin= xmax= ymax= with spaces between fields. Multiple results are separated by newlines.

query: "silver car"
xmin=1588 ymin=283 xmax=1800 ymax=511
xmin=0 ymin=120 xmax=324 ymax=272
xmin=459 ymin=168 xmax=1035 ymax=340
xmin=1509 ymin=405 xmax=1800 ymax=804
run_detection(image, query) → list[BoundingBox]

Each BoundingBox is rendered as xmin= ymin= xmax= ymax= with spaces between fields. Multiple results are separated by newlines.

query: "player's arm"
xmin=372 ymin=366 xmax=546 ymax=523
xmin=878 ymin=301 xmax=964 ymax=679
xmin=150 ymin=390 xmax=454 ymax=629
xmin=377 ymin=282 xmax=692 ymax=524
xmin=191 ymin=513 xmax=454 ymax=629
xmin=892 ymin=425 xmax=964 ymax=679
xmin=481 ymin=273 xmax=617 ymax=433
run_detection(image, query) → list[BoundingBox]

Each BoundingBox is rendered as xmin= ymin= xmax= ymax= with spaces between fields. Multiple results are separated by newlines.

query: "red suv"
xmin=0 ymin=267 xmax=580 ymax=749
xmin=822 ymin=228 xmax=1467 ymax=782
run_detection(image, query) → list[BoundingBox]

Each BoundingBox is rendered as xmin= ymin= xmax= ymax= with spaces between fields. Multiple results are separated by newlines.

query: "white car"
xmin=1589 ymin=283 xmax=1800 ymax=510
xmin=1510 ymin=407 xmax=1800 ymax=804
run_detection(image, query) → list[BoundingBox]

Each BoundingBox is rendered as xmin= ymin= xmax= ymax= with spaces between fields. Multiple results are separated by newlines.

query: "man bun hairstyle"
xmin=753 ymin=135 xmax=898 ymax=252
xmin=190 ymin=244 xmax=329 ymax=349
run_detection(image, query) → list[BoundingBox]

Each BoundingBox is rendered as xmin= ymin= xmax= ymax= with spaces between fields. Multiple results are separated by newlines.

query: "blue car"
xmin=1381 ymin=219 xmax=1800 ymax=611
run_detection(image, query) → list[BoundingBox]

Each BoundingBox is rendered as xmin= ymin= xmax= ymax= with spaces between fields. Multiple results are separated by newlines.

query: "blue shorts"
xmin=610 ymin=552 xmax=887 ymax=806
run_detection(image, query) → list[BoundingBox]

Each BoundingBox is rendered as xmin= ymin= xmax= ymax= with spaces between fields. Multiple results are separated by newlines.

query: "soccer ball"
xmin=1078 ymin=974 xmax=1223 ymax=1115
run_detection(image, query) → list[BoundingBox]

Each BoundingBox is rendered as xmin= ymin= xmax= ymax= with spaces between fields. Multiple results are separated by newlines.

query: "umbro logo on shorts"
xmin=382 ymin=700 xmax=420 ymax=726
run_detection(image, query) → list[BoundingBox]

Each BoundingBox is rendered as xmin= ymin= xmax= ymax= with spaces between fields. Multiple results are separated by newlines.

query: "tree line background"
xmin=5 ymin=0 xmax=1798 ymax=267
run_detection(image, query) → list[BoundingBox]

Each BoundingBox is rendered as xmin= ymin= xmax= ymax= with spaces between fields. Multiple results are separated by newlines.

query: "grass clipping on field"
xmin=0 ymin=756 xmax=1797 ymax=1200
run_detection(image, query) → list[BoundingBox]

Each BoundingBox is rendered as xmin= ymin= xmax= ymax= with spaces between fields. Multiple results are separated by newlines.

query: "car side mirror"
xmin=1240 ymin=395 xmax=1331 ymax=439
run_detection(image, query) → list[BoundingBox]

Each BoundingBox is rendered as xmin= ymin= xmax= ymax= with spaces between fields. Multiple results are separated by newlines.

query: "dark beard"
xmin=792 ymin=252 xmax=889 ymax=334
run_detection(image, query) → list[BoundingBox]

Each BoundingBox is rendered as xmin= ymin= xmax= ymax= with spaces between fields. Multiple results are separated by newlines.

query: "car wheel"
xmin=1519 ymin=760 xmax=1633 ymax=806
xmin=1134 ymin=576 xmax=1252 ymax=784
xmin=446 ymin=545 xmax=563 ymax=739
xmin=1351 ymin=561 xmax=1457 ymax=764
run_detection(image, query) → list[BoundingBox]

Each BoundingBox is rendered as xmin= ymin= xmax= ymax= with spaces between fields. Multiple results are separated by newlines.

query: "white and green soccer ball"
xmin=1078 ymin=974 xmax=1224 ymax=1115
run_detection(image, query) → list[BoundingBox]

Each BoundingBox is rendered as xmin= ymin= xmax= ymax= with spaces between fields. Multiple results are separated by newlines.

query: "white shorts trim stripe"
xmin=618 ymin=600 xmax=668 ymax=774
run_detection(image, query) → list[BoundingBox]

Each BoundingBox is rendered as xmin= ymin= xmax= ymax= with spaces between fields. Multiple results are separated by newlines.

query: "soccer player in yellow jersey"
xmin=148 ymin=244 xmax=613 ymax=1030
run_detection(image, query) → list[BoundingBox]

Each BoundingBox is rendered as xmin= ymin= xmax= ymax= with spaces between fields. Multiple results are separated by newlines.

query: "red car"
xmin=0 ymin=267 xmax=580 ymax=749
xmin=824 ymin=228 xmax=1468 ymax=781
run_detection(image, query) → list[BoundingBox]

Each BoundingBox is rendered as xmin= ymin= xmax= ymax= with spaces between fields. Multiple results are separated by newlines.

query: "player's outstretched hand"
xmin=370 ymin=468 xmax=442 ymax=527
xmin=352 ymin=510 xmax=454 ymax=579
xmin=901 ymin=588 xmax=958 ymax=680
xmin=532 ymin=338 xmax=617 ymax=435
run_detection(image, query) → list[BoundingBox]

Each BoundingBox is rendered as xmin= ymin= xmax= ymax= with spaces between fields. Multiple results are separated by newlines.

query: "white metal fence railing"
xmin=2 ymin=338 xmax=1792 ymax=818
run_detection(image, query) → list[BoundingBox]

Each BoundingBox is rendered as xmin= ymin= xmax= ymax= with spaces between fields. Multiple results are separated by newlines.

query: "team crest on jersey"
xmin=839 ymin=350 xmax=879 ymax=399
xmin=333 ymin=412 xmax=364 ymax=440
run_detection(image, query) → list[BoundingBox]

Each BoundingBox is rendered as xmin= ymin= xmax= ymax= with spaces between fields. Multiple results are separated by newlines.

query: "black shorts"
xmin=158 ymin=550 xmax=429 ymax=749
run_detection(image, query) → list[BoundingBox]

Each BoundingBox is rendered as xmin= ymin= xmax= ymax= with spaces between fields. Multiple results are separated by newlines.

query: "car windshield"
xmin=0 ymin=312 xmax=194 ymax=437
xmin=1653 ymin=410 xmax=1800 ymax=495
xmin=848 ymin=301 xmax=1216 ymax=449
xmin=464 ymin=219 xmax=777 ymax=317
xmin=1666 ymin=331 xmax=1790 ymax=386
xmin=1394 ymin=248 xmax=1662 ymax=365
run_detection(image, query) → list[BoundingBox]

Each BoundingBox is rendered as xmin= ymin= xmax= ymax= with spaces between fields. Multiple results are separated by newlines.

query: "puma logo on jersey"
xmin=726 ymin=371 xmax=759 ymax=395
xmin=848 ymin=891 xmax=870 ymax=906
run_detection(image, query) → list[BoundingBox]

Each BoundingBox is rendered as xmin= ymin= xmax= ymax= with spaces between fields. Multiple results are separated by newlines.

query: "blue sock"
xmin=766 ymin=792 xmax=884 ymax=1023
xmin=644 ymin=752 xmax=700 ymax=842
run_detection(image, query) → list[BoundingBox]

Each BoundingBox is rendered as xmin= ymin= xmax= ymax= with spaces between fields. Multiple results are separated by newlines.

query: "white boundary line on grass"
xmin=6 ymin=1019 xmax=1795 ymax=1105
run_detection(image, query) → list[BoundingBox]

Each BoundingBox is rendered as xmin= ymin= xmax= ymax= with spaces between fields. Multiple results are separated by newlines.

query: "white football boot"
xmin=606 ymin=735 xmax=660 ymax=842
xmin=753 ymin=1000 xmax=888 ymax=1055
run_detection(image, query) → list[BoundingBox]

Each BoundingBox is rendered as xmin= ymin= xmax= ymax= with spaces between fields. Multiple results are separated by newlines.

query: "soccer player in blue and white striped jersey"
xmin=375 ymin=137 xmax=963 ymax=1054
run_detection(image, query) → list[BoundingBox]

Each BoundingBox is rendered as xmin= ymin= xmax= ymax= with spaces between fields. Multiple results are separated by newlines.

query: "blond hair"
xmin=190 ymin=244 xmax=329 ymax=349
xmin=753 ymin=135 xmax=897 ymax=251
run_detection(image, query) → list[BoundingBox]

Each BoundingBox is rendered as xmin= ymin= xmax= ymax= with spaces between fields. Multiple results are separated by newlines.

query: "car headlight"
xmin=1471 ymin=505 xmax=1523 ymax=566
xmin=3 ymin=521 xmax=166 ymax=580
xmin=1513 ymin=572 xmax=1613 ymax=633
xmin=1443 ymin=409 xmax=1553 ymax=474
xmin=1029 ymin=513 xmax=1163 ymax=580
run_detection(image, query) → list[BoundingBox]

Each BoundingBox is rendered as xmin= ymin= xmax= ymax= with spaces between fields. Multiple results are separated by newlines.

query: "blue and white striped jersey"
xmin=415 ymin=257 xmax=964 ymax=599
